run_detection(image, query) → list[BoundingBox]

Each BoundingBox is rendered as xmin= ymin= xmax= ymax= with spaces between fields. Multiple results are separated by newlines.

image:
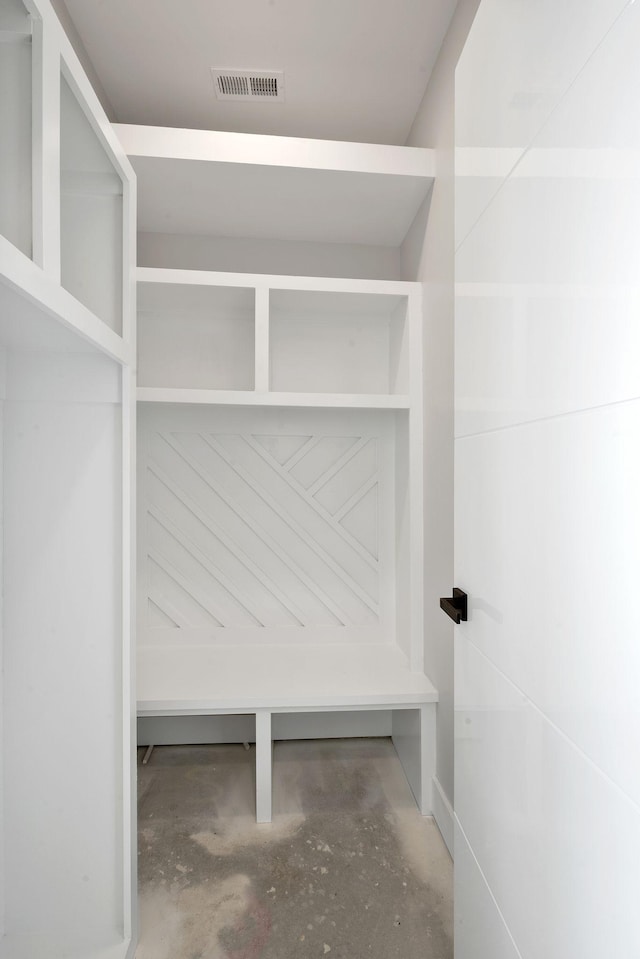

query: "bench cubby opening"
xmin=137 ymin=281 xmax=255 ymax=391
xmin=269 ymin=289 xmax=409 ymax=396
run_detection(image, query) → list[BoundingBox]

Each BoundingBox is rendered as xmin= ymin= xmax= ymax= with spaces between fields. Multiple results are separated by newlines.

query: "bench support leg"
xmin=392 ymin=704 xmax=436 ymax=815
xmin=255 ymin=710 xmax=272 ymax=823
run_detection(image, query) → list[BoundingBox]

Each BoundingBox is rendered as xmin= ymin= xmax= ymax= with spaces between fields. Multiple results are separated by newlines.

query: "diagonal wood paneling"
xmin=248 ymin=435 xmax=379 ymax=563
xmin=141 ymin=417 xmax=384 ymax=637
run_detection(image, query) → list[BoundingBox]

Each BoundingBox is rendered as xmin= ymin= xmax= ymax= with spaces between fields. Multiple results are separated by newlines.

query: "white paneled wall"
xmin=454 ymin=1 xmax=640 ymax=956
xmin=138 ymin=407 xmax=396 ymax=649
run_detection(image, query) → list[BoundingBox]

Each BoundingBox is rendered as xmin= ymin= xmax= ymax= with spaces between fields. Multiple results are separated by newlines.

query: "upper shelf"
xmin=114 ymin=124 xmax=435 ymax=249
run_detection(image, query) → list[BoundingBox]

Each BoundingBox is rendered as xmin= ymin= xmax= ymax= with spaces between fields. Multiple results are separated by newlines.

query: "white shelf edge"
xmin=0 ymin=237 xmax=131 ymax=364
xmin=114 ymin=124 xmax=435 ymax=180
xmin=138 ymin=694 xmax=438 ymax=716
xmin=137 ymin=643 xmax=439 ymax=715
xmin=136 ymin=387 xmax=411 ymax=409
xmin=136 ymin=266 xmax=420 ymax=296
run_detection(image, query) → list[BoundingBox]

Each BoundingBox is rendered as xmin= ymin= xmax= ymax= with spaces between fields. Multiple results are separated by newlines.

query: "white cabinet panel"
xmin=456 ymin=0 xmax=640 ymax=434
xmin=456 ymin=174 xmax=640 ymax=288
xmin=3 ymin=356 xmax=125 ymax=948
xmin=455 ymin=1 xmax=640 ymax=957
xmin=529 ymin=0 xmax=640 ymax=154
xmin=456 ymin=0 xmax=630 ymax=151
xmin=454 ymin=0 xmax=633 ymax=249
xmin=456 ymin=399 xmax=640 ymax=805
xmin=455 ymin=638 xmax=640 ymax=959
xmin=455 ymin=289 xmax=640 ymax=436
xmin=454 ymin=823 xmax=520 ymax=959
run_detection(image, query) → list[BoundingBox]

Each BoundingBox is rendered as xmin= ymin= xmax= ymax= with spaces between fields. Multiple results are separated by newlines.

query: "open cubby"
xmin=137 ymin=281 xmax=255 ymax=390
xmin=269 ymin=289 xmax=409 ymax=395
xmin=0 ymin=0 xmax=32 ymax=257
xmin=60 ymin=73 xmax=124 ymax=333
xmin=135 ymin=271 xmax=415 ymax=406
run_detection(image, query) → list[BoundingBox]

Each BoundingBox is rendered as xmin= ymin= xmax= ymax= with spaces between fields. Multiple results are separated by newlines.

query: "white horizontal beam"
xmin=137 ymin=266 xmax=420 ymax=297
xmin=114 ymin=124 xmax=435 ymax=180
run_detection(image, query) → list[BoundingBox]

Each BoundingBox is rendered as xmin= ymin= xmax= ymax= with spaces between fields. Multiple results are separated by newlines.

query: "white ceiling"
xmin=54 ymin=0 xmax=458 ymax=145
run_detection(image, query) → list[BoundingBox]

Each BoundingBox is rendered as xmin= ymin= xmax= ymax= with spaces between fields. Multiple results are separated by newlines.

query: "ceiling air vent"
xmin=212 ymin=69 xmax=285 ymax=102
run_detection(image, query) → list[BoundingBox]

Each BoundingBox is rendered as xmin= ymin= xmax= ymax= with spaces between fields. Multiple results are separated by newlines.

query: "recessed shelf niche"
xmin=137 ymin=281 xmax=255 ymax=390
xmin=0 ymin=0 xmax=32 ymax=257
xmin=269 ymin=289 xmax=409 ymax=396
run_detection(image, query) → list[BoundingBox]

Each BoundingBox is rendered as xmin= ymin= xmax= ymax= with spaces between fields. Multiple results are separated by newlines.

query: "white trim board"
xmin=432 ymin=776 xmax=455 ymax=858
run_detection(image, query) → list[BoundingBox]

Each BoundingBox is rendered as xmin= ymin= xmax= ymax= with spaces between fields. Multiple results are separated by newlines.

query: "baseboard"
xmin=432 ymin=776 xmax=454 ymax=858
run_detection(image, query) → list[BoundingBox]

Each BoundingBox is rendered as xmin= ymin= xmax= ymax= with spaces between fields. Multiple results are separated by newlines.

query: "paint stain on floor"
xmin=136 ymin=738 xmax=453 ymax=959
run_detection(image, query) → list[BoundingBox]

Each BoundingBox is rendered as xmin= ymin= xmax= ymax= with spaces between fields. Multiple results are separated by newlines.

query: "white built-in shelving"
xmin=124 ymin=120 xmax=436 ymax=819
xmin=115 ymin=123 xmax=434 ymax=280
xmin=1 ymin=0 xmax=437 ymax=953
xmin=136 ymin=268 xmax=417 ymax=409
xmin=0 ymin=0 xmax=136 ymax=956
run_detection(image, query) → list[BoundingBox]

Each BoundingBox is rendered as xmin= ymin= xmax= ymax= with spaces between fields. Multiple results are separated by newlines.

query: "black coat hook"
xmin=440 ymin=588 xmax=467 ymax=624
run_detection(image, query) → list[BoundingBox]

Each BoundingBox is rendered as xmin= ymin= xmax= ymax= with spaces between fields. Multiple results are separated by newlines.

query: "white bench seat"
xmin=137 ymin=643 xmax=438 ymax=821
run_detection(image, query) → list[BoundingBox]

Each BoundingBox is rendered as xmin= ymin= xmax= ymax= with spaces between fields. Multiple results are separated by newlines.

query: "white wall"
xmin=454 ymin=1 xmax=640 ymax=955
xmin=137 ymin=405 xmax=393 ymax=648
xmin=400 ymin=0 xmax=481 ymax=819
xmin=138 ymin=231 xmax=402 ymax=281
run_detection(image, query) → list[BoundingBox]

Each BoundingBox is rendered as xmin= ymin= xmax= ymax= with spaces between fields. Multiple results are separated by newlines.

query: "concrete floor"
xmin=136 ymin=737 xmax=453 ymax=959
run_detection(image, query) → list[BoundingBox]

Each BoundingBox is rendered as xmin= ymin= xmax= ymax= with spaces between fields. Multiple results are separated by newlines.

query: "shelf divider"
xmin=254 ymin=286 xmax=269 ymax=393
